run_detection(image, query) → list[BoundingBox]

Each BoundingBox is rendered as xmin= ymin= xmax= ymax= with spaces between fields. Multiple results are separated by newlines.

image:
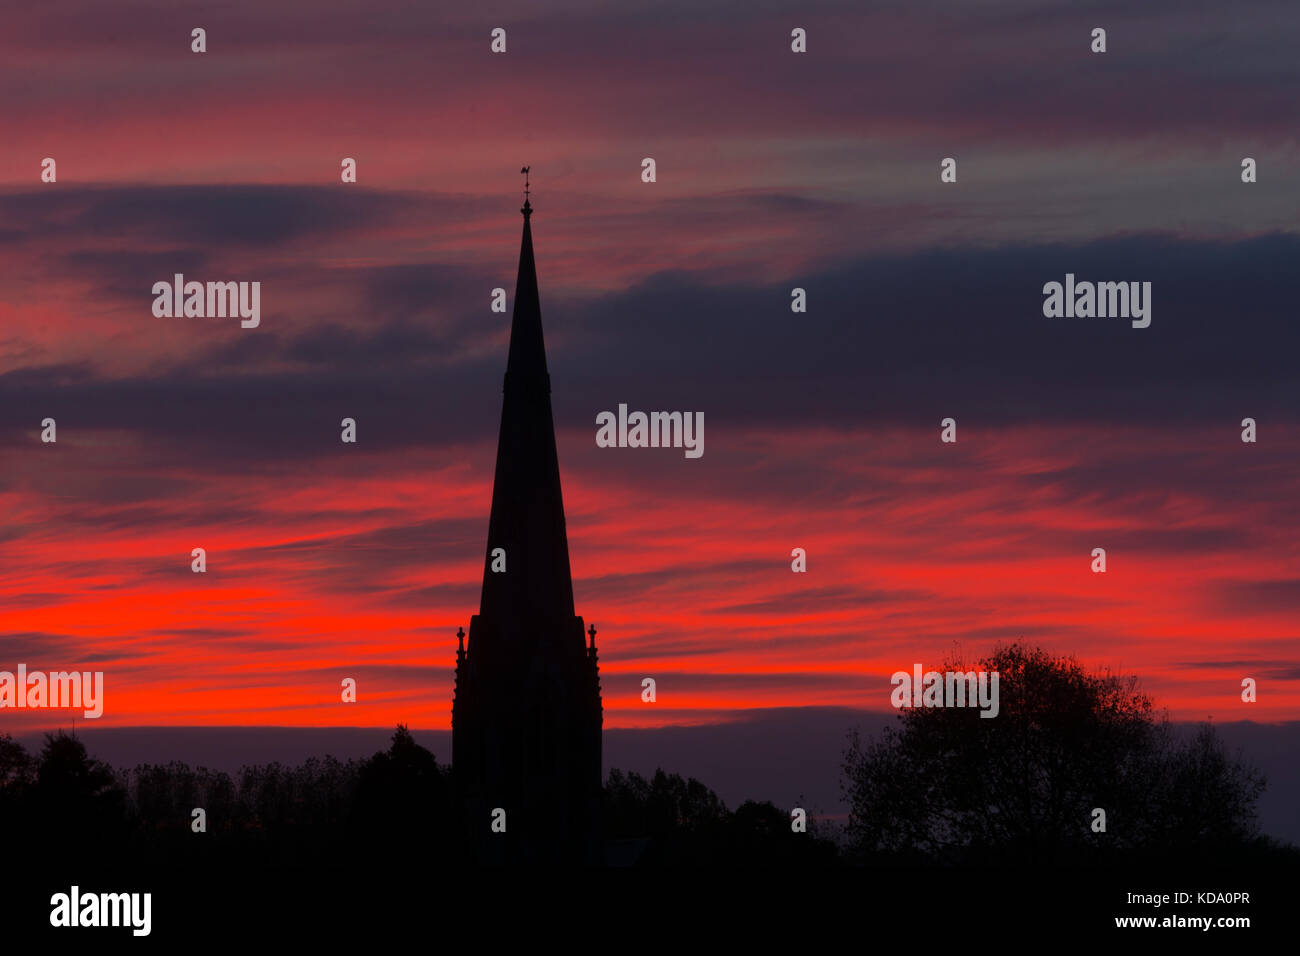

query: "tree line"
xmin=1 ymin=645 xmax=1290 ymax=868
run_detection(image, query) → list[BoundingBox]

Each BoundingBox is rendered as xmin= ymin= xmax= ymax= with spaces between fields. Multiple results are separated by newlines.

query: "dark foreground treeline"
xmin=4 ymin=645 xmax=1298 ymax=870
xmin=2 ymin=721 xmax=1293 ymax=871
xmin=0 ymin=726 xmax=838 ymax=868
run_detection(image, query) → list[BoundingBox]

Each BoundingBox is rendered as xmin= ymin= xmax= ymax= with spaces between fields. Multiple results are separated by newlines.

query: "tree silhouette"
xmin=32 ymin=731 xmax=129 ymax=854
xmin=603 ymin=768 xmax=839 ymax=864
xmin=0 ymin=733 xmax=33 ymax=837
xmin=842 ymin=643 xmax=1267 ymax=866
xmin=727 ymin=799 xmax=840 ymax=865
xmin=603 ymin=768 xmax=729 ymax=862
xmin=350 ymin=724 xmax=454 ymax=860
xmin=1145 ymin=723 xmax=1267 ymax=851
xmin=0 ymin=733 xmax=31 ymax=789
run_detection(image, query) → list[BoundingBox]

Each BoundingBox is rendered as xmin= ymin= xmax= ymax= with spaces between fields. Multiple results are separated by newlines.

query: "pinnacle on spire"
xmin=520 ymin=165 xmax=532 ymax=218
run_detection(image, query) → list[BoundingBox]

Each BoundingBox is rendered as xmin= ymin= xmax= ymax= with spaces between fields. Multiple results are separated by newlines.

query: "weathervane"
xmin=521 ymin=166 xmax=531 ymax=200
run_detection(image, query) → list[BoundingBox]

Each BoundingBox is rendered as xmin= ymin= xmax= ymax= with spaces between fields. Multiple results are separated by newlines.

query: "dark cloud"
xmin=0 ymin=632 xmax=144 ymax=664
xmin=1 ymin=594 xmax=75 ymax=609
xmin=384 ymin=582 xmax=481 ymax=609
xmin=552 ymin=233 xmax=1300 ymax=430
xmin=0 ymin=185 xmax=462 ymax=249
xmin=606 ymin=670 xmax=854 ymax=693
xmin=211 ymin=516 xmax=486 ymax=597
xmin=1173 ymin=658 xmax=1300 ymax=681
xmin=1212 ymin=578 xmax=1300 ymax=614
xmin=578 ymin=559 xmax=776 ymax=601
xmin=2 ymin=228 xmax=1299 ymax=486
xmin=60 ymin=248 xmax=214 ymax=301
xmin=705 ymin=585 xmax=934 ymax=616
xmin=10 ymin=0 xmax=1296 ymax=143
xmin=246 ymin=516 xmax=484 ymax=563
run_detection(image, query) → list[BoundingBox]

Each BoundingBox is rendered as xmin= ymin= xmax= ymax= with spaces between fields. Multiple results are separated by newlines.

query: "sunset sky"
xmin=2 ymin=0 xmax=1298 ymax=733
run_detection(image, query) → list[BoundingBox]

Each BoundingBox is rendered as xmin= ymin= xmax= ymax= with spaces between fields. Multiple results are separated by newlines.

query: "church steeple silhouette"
xmin=452 ymin=178 xmax=603 ymax=864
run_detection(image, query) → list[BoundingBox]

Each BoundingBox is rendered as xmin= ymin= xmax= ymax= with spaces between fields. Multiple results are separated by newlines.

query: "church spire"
xmin=452 ymin=182 xmax=604 ymax=865
xmin=477 ymin=170 xmax=576 ymax=627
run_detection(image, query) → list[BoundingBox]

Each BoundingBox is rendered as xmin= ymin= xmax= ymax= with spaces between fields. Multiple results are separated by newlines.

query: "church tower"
xmin=452 ymin=180 xmax=603 ymax=864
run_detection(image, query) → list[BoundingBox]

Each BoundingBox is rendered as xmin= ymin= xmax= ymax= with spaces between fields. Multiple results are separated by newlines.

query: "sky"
xmin=1 ymin=0 xmax=1298 ymax=734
